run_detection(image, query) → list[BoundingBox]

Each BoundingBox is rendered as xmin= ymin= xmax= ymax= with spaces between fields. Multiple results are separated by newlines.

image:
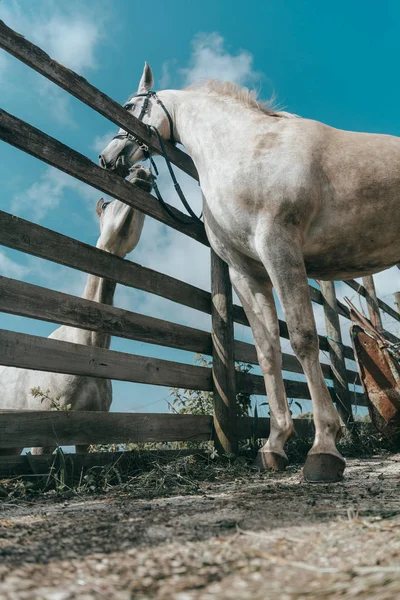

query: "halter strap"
xmin=113 ymin=90 xmax=202 ymax=225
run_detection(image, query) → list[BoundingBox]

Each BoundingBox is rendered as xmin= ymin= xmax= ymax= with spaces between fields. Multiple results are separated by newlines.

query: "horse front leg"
xmin=257 ymin=227 xmax=345 ymax=482
xmin=229 ymin=265 xmax=294 ymax=471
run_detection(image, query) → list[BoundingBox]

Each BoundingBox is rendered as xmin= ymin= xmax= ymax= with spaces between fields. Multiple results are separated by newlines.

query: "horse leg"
xmin=257 ymin=228 xmax=345 ymax=482
xmin=229 ymin=266 xmax=294 ymax=470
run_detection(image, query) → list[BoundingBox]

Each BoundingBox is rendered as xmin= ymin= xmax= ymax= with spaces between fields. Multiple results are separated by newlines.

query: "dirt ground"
xmin=1 ymin=455 xmax=400 ymax=600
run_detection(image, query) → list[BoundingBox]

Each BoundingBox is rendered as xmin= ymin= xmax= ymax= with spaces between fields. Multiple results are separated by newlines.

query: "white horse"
xmin=99 ymin=64 xmax=400 ymax=482
xmin=0 ymin=166 xmax=152 ymax=455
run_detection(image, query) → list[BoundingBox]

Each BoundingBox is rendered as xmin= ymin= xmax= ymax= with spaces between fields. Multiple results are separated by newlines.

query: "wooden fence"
xmin=0 ymin=20 xmax=399 ymax=472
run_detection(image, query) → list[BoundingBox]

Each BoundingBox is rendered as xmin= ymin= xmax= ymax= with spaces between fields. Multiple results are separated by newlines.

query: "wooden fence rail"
xmin=0 ymin=411 xmax=314 ymax=450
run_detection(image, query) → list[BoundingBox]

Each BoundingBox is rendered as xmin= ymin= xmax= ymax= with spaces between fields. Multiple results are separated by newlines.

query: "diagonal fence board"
xmin=0 ymin=412 xmax=314 ymax=450
xmin=0 ymin=211 xmax=359 ymax=368
xmin=0 ymin=110 xmax=207 ymax=245
xmin=0 ymin=20 xmax=197 ymax=179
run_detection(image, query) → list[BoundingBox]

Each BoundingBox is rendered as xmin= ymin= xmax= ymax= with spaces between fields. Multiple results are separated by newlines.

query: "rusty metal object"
xmin=345 ymin=297 xmax=400 ymax=445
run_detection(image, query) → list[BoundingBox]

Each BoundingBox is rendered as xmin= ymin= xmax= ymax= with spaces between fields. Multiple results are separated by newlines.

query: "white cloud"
xmin=33 ymin=16 xmax=100 ymax=73
xmin=11 ymin=167 xmax=100 ymax=222
xmin=0 ymin=1 xmax=105 ymax=126
xmin=91 ymin=130 xmax=117 ymax=155
xmin=1 ymin=2 xmax=102 ymax=73
xmin=181 ymin=32 xmax=260 ymax=86
xmin=0 ymin=251 xmax=30 ymax=280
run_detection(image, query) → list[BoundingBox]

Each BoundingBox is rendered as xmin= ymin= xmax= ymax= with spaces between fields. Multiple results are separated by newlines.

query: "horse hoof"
xmin=302 ymin=453 xmax=345 ymax=483
xmin=254 ymin=451 xmax=288 ymax=472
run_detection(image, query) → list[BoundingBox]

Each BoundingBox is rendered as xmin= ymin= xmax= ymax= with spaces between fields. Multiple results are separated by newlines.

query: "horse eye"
xmin=124 ymin=102 xmax=135 ymax=110
xmin=102 ymin=202 xmax=110 ymax=211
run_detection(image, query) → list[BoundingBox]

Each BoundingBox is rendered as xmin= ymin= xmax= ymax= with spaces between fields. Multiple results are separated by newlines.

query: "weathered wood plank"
xmin=0 ymin=275 xmax=213 ymax=355
xmin=0 ymin=412 xmax=212 ymax=448
xmin=320 ymin=281 xmax=355 ymax=425
xmin=0 ymin=110 xmax=207 ymax=245
xmin=210 ymin=250 xmax=237 ymax=454
xmin=0 ymin=20 xmax=197 ymax=179
xmin=0 ymin=413 xmax=315 ymax=454
xmin=0 ymin=329 xmax=212 ymax=390
xmin=362 ymin=275 xmax=384 ymax=331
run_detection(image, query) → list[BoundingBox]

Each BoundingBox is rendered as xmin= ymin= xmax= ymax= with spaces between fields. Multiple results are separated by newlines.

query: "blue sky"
xmin=0 ymin=0 xmax=399 ymax=415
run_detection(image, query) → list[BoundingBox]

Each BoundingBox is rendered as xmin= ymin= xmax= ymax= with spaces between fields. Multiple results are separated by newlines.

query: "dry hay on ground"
xmin=1 ymin=455 xmax=400 ymax=599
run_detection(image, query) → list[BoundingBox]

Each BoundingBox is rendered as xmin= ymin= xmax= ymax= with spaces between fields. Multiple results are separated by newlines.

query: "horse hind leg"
xmin=229 ymin=265 xmax=294 ymax=471
xmin=256 ymin=226 xmax=345 ymax=482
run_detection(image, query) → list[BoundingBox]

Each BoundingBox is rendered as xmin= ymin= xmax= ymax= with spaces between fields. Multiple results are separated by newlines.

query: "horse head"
xmin=95 ymin=165 xmax=152 ymax=256
xmin=99 ymin=63 xmax=173 ymax=178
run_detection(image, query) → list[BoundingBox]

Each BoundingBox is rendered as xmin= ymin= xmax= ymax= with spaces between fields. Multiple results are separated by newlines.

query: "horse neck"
xmin=78 ymin=274 xmax=117 ymax=349
xmin=162 ymin=90 xmax=252 ymax=164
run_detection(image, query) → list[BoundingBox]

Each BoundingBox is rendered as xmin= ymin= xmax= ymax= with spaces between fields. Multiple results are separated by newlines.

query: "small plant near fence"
xmin=169 ymin=354 xmax=254 ymax=417
xmin=30 ymin=387 xmax=71 ymax=411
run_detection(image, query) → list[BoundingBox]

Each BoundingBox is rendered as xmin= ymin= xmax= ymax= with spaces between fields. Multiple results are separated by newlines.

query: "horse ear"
xmin=96 ymin=198 xmax=104 ymax=217
xmin=138 ymin=62 xmax=154 ymax=92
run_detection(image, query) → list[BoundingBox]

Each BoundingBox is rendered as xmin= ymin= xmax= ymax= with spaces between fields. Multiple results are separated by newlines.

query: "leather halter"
xmin=114 ymin=90 xmax=202 ymax=225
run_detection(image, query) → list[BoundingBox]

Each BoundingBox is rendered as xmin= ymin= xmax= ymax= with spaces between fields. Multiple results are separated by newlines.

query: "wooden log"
xmin=362 ymin=275 xmax=384 ymax=331
xmin=0 ymin=20 xmax=197 ymax=180
xmin=0 ymin=412 xmax=213 ymax=448
xmin=320 ymin=280 xmax=355 ymax=426
xmin=0 ymin=329 xmax=212 ymax=390
xmin=0 ymin=110 xmax=207 ymax=245
xmin=210 ymin=251 xmax=237 ymax=455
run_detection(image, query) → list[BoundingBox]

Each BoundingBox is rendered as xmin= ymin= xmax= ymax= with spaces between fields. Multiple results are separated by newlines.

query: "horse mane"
xmin=184 ymin=80 xmax=297 ymax=119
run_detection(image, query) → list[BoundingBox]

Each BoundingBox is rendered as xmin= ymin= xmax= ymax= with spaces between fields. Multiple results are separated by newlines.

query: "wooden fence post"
xmin=210 ymin=249 xmax=238 ymax=455
xmin=320 ymin=280 xmax=355 ymax=429
xmin=362 ymin=275 xmax=383 ymax=332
